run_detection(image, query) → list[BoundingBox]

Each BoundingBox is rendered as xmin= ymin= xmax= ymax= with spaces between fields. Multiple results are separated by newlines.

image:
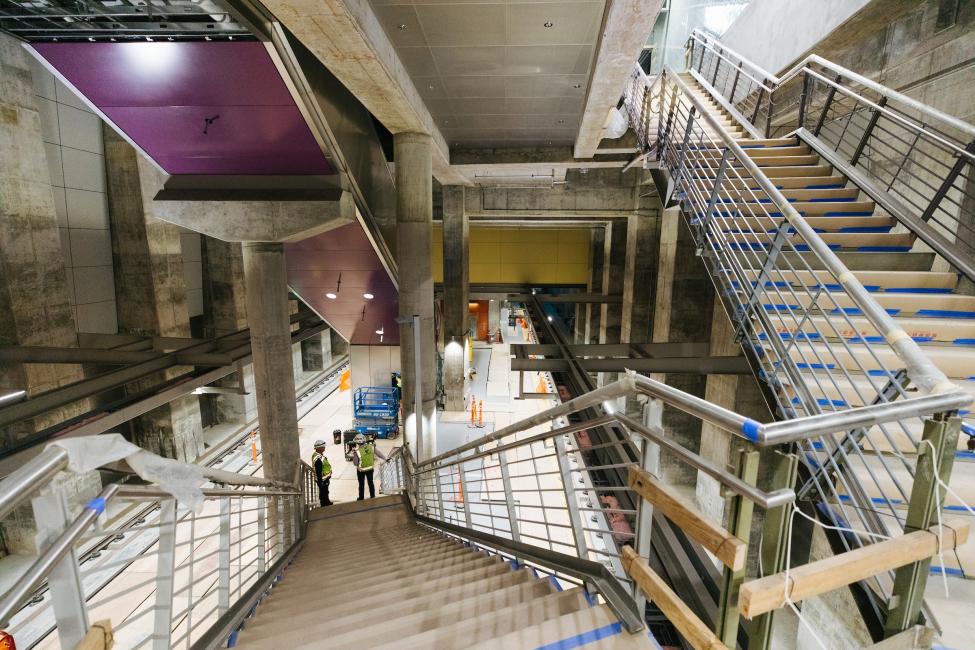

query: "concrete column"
xmin=0 ymin=35 xmax=100 ymax=553
xmin=242 ymin=242 xmax=300 ymax=483
xmin=584 ymin=226 xmax=606 ymax=345
xmin=395 ymin=132 xmax=437 ymax=461
xmin=300 ymin=332 xmax=331 ymax=371
xmin=487 ymin=299 xmax=501 ymax=339
xmin=599 ymin=219 xmax=627 ymax=344
xmin=599 ymin=219 xmax=628 ymax=386
xmin=621 ymin=212 xmax=657 ymax=345
xmin=442 ymin=185 xmax=468 ymax=412
xmin=104 ymin=128 xmax=204 ymax=462
xmin=201 ymin=236 xmax=256 ymax=425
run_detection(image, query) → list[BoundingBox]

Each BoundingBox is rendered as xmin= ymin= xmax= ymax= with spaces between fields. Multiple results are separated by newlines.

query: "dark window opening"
xmin=937 ymin=0 xmax=960 ymax=31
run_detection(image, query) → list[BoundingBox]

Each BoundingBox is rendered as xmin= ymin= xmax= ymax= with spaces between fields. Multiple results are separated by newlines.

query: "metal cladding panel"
xmin=33 ymin=41 xmax=334 ymax=175
xmin=286 ymin=224 xmax=399 ymax=345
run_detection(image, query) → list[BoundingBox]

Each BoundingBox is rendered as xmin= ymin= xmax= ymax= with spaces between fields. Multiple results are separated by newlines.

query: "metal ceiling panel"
xmin=369 ymin=0 xmax=606 ymax=147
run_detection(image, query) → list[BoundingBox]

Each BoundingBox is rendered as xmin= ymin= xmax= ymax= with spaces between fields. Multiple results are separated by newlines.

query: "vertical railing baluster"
xmin=218 ymin=497 xmax=231 ymax=613
xmin=498 ymin=450 xmax=521 ymax=543
xmin=153 ymin=498 xmax=177 ymax=650
xmin=554 ymin=435 xmax=586 ymax=556
xmin=850 ymin=96 xmax=887 ymax=166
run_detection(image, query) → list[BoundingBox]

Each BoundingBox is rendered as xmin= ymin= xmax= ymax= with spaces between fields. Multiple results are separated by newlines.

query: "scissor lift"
xmin=353 ymin=386 xmax=399 ymax=438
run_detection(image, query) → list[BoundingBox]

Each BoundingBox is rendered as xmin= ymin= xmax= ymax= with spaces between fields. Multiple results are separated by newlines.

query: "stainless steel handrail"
xmin=662 ymin=67 xmax=959 ymax=398
xmin=0 ymin=447 xmax=69 ymax=521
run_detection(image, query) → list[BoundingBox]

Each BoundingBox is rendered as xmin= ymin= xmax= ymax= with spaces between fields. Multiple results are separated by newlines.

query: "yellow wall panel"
xmin=430 ymin=224 xmax=589 ymax=285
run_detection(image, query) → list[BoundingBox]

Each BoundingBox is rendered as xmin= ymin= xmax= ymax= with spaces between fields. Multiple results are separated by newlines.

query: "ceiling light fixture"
xmin=572 ymin=83 xmax=582 ymax=89
xmin=326 ymin=292 xmax=337 ymax=300
xmin=363 ymin=293 xmax=374 ymax=300
xmin=543 ymin=21 xmax=554 ymax=27
xmin=87 ymin=37 xmax=95 ymax=42
xmin=397 ymin=23 xmax=407 ymax=30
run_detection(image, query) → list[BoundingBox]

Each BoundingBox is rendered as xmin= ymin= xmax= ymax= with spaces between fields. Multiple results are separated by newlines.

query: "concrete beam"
xmin=574 ymin=0 xmax=664 ymax=158
xmin=260 ymin=0 xmax=468 ymax=186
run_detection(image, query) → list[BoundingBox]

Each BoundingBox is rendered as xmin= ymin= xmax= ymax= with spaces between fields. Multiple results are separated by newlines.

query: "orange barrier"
xmin=339 ymin=368 xmax=351 ymax=392
xmin=250 ymin=430 xmax=258 ymax=464
xmin=478 ymin=400 xmax=484 ymax=428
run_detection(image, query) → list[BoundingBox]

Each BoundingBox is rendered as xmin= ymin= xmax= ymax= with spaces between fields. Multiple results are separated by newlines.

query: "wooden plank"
xmin=739 ymin=519 xmax=970 ymax=618
xmin=627 ymin=466 xmax=747 ymax=571
xmin=76 ymin=620 xmax=114 ymax=650
xmin=622 ymin=546 xmax=728 ymax=650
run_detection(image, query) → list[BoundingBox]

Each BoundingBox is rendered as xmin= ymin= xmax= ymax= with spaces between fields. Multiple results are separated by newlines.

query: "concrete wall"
xmin=350 ymin=345 xmax=401 ymax=393
xmin=29 ymin=56 xmax=118 ymax=334
xmin=721 ymin=0 xmax=870 ymax=74
xmin=179 ymin=229 xmax=203 ymax=319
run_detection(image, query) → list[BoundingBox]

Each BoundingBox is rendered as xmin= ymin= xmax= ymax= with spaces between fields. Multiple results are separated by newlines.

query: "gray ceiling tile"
xmin=507 ymin=2 xmax=604 ymax=46
xmin=374 ymin=5 xmax=426 ymax=47
xmin=398 ymin=47 xmax=440 ymax=76
xmin=524 ymin=113 xmax=578 ymax=129
xmin=450 ymin=97 xmax=507 ymax=114
xmin=505 ymin=97 xmax=565 ymax=114
xmin=504 ymin=74 xmax=588 ymax=97
xmin=423 ymin=98 xmax=454 ymax=115
xmin=415 ymin=4 xmax=506 ymax=47
xmin=558 ymin=96 xmax=584 ymax=113
xmin=416 ymin=77 xmax=448 ymax=100
xmin=504 ymin=44 xmax=593 ymax=75
xmin=432 ymin=46 xmax=505 ymax=76
xmin=441 ymin=76 xmax=506 ymax=98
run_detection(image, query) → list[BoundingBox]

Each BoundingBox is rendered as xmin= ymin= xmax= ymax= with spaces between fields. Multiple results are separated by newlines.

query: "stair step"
xmin=265 ymin=549 xmax=491 ymax=602
xmin=760 ymin=314 xmax=975 ymax=346
xmin=240 ymin=577 xmax=555 ymax=644
xmin=773 ymin=340 xmax=975 ymax=380
xmin=365 ymin=588 xmax=593 ymax=650
xmin=760 ymin=164 xmax=834 ymax=178
xmin=291 ymin=541 xmax=472 ymax=581
xmin=715 ymin=200 xmax=876 ymax=216
xmin=740 ymin=269 xmax=958 ymax=293
xmin=725 ymin=174 xmax=848 ymax=190
xmin=255 ymin=554 xmax=502 ymax=614
xmin=738 ymin=137 xmax=800 ymax=148
xmin=722 ymin=231 xmax=914 ymax=251
xmin=468 ymin=603 xmax=658 ymax=649
xmin=716 ymin=215 xmax=892 ymax=233
xmin=298 ymin=529 xmax=446 ymax=556
xmin=755 ymin=288 xmax=975 ymax=319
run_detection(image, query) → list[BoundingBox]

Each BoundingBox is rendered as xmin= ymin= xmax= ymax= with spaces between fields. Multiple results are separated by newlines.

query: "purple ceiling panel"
xmin=32 ymin=42 xmax=333 ymax=175
xmin=286 ymin=224 xmax=399 ymax=346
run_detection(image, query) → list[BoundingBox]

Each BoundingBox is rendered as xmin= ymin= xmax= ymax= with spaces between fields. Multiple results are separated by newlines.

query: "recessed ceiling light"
xmin=363 ymin=293 xmax=374 ymax=300
xmin=397 ymin=23 xmax=407 ymax=30
xmin=87 ymin=37 xmax=95 ymax=42
xmin=428 ymin=85 xmax=435 ymax=90
xmin=326 ymin=292 xmax=337 ymax=299
xmin=543 ymin=21 xmax=554 ymax=28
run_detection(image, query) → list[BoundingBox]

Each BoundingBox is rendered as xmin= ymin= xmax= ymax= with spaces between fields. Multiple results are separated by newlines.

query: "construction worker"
xmin=352 ymin=433 xmax=387 ymax=500
xmin=311 ymin=440 xmax=333 ymax=507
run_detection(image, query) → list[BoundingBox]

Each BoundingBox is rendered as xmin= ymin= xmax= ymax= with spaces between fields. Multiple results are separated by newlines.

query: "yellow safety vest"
xmin=358 ymin=443 xmax=375 ymax=471
xmin=311 ymin=451 xmax=331 ymax=478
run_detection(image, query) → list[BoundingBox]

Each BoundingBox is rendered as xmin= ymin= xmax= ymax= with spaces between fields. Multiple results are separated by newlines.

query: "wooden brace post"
xmin=628 ymin=465 xmax=747 ymax=571
xmin=622 ymin=546 xmax=728 ymax=650
xmin=739 ymin=519 xmax=970 ymax=618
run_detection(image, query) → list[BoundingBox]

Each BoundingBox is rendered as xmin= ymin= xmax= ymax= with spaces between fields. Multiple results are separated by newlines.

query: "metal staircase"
xmin=623 ymin=29 xmax=975 ymax=643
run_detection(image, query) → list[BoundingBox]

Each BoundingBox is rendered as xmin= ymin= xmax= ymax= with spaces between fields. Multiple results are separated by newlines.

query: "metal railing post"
xmin=813 ymin=73 xmax=843 ymax=136
xmin=884 ymin=414 xmax=962 ymax=636
xmin=749 ymin=452 xmax=799 ymax=650
xmin=797 ymin=73 xmax=810 ymax=128
xmin=218 ymin=497 xmax=231 ymax=613
xmin=498 ymin=450 xmax=521 ymax=543
xmin=850 ymin=96 xmax=887 ymax=166
xmin=920 ymin=139 xmax=975 ymax=223
xmin=554 ymin=435 xmax=587 ymax=556
xmin=31 ymin=489 xmax=89 ymax=649
xmin=457 ymin=462 xmax=473 ymax=529
xmin=152 ymin=498 xmax=177 ymax=650
xmin=631 ymin=398 xmax=661 ymax=611
xmin=716 ymin=450 xmax=758 ymax=646
xmin=668 ymin=106 xmax=697 ymax=205
xmin=434 ymin=467 xmax=445 ymax=522
xmin=698 ymin=148 xmax=733 ymax=252
xmin=257 ymin=497 xmax=267 ymax=574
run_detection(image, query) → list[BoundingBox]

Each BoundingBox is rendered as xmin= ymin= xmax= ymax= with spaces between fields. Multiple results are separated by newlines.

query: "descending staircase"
xmin=233 ymin=497 xmax=656 ymax=649
xmin=666 ymin=72 xmax=975 ymax=575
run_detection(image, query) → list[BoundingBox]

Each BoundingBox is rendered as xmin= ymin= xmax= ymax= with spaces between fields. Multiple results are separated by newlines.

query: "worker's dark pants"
xmin=357 ymin=469 xmax=375 ymax=500
xmin=317 ymin=478 xmax=330 ymax=506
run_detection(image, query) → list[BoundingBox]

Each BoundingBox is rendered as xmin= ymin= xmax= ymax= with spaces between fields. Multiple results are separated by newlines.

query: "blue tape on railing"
xmin=86 ymin=497 xmax=106 ymax=514
xmin=741 ymin=419 xmax=761 ymax=443
xmin=961 ymin=422 xmax=975 ymax=438
xmin=533 ymin=622 xmax=623 ymax=650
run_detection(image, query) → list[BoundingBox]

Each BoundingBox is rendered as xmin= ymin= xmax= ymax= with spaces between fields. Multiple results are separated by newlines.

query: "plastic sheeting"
xmin=47 ymin=434 xmax=205 ymax=510
xmin=603 ymin=107 xmax=628 ymax=140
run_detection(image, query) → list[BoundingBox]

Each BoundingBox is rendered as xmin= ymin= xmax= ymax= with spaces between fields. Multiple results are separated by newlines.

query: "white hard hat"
xmin=353 ymin=433 xmax=366 ymax=444
xmin=313 ymin=439 xmax=326 ymax=447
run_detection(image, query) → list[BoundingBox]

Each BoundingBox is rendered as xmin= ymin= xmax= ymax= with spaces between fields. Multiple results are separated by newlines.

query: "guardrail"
xmin=623 ymin=44 xmax=972 ymax=637
xmin=687 ymin=28 xmax=975 ymax=284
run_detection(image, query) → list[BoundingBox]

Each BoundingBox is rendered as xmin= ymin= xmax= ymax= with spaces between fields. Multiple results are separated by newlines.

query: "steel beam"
xmin=511 ymin=356 xmax=752 ymax=374
xmin=512 ymin=342 xmax=711 ymax=357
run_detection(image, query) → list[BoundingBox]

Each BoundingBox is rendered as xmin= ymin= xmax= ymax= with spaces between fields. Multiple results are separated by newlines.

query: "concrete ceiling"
xmin=370 ymin=0 xmax=606 ymax=148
